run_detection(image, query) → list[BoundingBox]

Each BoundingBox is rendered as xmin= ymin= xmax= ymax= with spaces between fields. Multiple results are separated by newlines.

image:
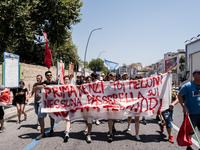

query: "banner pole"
xmin=187 ymin=115 xmax=200 ymax=147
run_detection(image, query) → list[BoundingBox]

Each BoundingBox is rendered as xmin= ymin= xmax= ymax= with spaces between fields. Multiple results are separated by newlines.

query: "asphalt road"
xmin=1 ymin=102 xmax=200 ymax=150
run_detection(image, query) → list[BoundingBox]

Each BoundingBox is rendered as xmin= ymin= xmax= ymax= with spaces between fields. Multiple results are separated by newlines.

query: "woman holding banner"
xmin=63 ymin=75 xmax=71 ymax=142
xmin=83 ymin=76 xmax=93 ymax=143
xmin=125 ymin=73 xmax=141 ymax=141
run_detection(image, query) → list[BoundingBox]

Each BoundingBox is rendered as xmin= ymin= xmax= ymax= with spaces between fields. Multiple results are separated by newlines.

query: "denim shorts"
xmin=162 ymin=110 xmax=173 ymax=128
xmin=38 ymin=103 xmax=47 ymax=118
xmin=188 ymin=114 xmax=200 ymax=135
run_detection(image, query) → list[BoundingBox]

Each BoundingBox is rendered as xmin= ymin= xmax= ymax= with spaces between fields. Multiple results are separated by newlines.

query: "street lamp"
xmin=84 ymin=28 xmax=102 ymax=76
xmin=96 ymin=51 xmax=106 ymax=72
xmin=98 ymin=51 xmax=106 ymax=58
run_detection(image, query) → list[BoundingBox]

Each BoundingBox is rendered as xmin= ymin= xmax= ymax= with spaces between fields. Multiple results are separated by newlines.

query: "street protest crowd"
xmin=0 ymin=70 xmax=200 ymax=150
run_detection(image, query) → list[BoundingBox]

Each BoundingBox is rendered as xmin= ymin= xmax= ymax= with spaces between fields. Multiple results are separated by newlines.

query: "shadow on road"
xmin=17 ymin=124 xmax=37 ymax=130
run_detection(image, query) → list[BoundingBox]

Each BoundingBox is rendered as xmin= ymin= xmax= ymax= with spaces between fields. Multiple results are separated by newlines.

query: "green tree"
xmin=102 ymin=66 xmax=110 ymax=75
xmin=51 ymin=33 xmax=80 ymax=68
xmin=0 ymin=0 xmax=83 ymax=65
xmin=89 ymin=58 xmax=105 ymax=72
xmin=179 ymin=55 xmax=185 ymax=72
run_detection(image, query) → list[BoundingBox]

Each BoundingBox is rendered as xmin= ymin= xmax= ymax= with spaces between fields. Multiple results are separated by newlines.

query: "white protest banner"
xmin=41 ymin=73 xmax=172 ymax=123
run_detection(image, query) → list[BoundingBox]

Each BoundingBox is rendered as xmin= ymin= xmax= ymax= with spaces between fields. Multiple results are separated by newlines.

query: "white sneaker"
xmin=92 ymin=119 xmax=96 ymax=123
xmin=86 ymin=135 xmax=92 ymax=143
xmin=84 ymin=127 xmax=88 ymax=132
xmin=96 ymin=119 xmax=100 ymax=125
xmin=37 ymin=126 xmax=41 ymax=131
xmin=127 ymin=125 xmax=131 ymax=131
xmin=135 ymin=134 xmax=141 ymax=141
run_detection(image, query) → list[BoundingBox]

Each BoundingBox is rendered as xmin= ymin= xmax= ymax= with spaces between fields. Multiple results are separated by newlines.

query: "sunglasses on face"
xmin=46 ymin=74 xmax=52 ymax=77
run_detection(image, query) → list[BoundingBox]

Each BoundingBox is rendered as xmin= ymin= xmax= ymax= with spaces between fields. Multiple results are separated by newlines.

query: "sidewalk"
xmin=4 ymin=97 xmax=35 ymax=121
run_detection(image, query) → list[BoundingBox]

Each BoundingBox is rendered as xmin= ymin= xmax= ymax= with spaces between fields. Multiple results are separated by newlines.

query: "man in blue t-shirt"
xmin=178 ymin=69 xmax=200 ymax=150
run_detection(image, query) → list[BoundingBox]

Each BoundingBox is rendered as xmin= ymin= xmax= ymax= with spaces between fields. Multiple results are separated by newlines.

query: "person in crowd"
xmin=101 ymin=73 xmax=107 ymax=81
xmin=97 ymin=74 xmax=101 ymax=81
xmin=35 ymin=71 xmax=58 ymax=140
xmin=115 ymin=73 xmax=124 ymax=124
xmin=125 ymin=73 xmax=141 ymax=141
xmin=76 ymin=76 xmax=81 ymax=85
xmin=29 ymin=75 xmax=43 ymax=131
xmin=70 ymin=74 xmax=75 ymax=84
xmin=80 ymin=75 xmax=85 ymax=85
xmin=116 ymin=73 xmax=122 ymax=81
xmin=178 ymin=69 xmax=200 ymax=150
xmin=84 ymin=76 xmax=93 ymax=143
xmin=91 ymin=73 xmax=100 ymax=125
xmin=137 ymin=75 xmax=147 ymax=125
xmin=158 ymin=80 xmax=179 ymax=143
xmin=63 ymin=75 xmax=71 ymax=142
xmin=15 ymin=81 xmax=29 ymax=124
xmin=0 ymin=85 xmax=9 ymax=132
xmin=107 ymin=72 xmax=116 ymax=142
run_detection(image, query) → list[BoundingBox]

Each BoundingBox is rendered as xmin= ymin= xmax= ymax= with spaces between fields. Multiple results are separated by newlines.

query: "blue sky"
xmin=71 ymin=0 xmax=200 ymax=68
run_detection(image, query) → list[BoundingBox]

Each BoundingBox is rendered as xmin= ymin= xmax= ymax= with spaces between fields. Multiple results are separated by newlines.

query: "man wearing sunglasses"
xmin=35 ymin=71 xmax=58 ymax=140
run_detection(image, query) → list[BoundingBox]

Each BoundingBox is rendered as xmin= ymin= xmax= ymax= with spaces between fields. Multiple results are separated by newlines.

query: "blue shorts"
xmin=38 ymin=103 xmax=47 ymax=118
xmin=162 ymin=110 xmax=173 ymax=128
xmin=188 ymin=114 xmax=200 ymax=135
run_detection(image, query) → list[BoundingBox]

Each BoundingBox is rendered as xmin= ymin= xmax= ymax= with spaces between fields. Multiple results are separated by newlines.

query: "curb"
xmin=5 ymin=107 xmax=35 ymax=121
xmin=4 ymin=97 xmax=35 ymax=121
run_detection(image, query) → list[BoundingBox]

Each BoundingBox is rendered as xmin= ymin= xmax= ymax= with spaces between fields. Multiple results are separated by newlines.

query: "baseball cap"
xmin=122 ymin=72 xmax=128 ymax=76
xmin=109 ymin=72 xmax=115 ymax=77
xmin=193 ymin=69 xmax=200 ymax=75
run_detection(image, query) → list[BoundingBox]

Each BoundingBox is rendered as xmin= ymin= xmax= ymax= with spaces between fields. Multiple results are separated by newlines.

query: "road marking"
xmin=23 ymin=121 xmax=62 ymax=150
xmin=172 ymin=123 xmax=200 ymax=148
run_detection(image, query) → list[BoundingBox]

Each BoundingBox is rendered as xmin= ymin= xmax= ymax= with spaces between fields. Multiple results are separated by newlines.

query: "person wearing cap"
xmin=107 ymin=72 xmax=116 ymax=142
xmin=178 ymin=69 xmax=200 ymax=150
xmin=101 ymin=73 xmax=107 ymax=81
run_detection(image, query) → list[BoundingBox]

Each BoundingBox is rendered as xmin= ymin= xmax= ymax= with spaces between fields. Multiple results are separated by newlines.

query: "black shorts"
xmin=0 ymin=106 xmax=4 ymax=120
xmin=16 ymin=100 xmax=25 ymax=105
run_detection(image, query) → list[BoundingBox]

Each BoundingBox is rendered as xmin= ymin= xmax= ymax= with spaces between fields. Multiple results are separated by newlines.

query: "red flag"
xmin=41 ymin=30 xmax=48 ymax=42
xmin=44 ymin=42 xmax=52 ymax=69
xmin=177 ymin=114 xmax=193 ymax=146
xmin=0 ymin=88 xmax=10 ymax=106
xmin=59 ymin=63 xmax=65 ymax=85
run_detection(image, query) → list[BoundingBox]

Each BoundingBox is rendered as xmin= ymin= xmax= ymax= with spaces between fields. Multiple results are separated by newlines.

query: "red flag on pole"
xmin=177 ymin=114 xmax=193 ymax=146
xmin=44 ymin=42 xmax=52 ymax=69
xmin=60 ymin=63 xmax=65 ymax=85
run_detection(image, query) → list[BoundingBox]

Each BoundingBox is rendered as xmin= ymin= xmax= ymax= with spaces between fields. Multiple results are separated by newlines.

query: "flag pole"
xmin=187 ymin=115 xmax=200 ymax=146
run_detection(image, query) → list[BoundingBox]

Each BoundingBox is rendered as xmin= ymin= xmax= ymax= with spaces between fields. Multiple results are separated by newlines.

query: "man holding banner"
xmin=36 ymin=71 xmax=58 ymax=140
xmin=178 ymin=69 xmax=200 ymax=150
